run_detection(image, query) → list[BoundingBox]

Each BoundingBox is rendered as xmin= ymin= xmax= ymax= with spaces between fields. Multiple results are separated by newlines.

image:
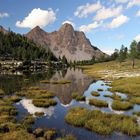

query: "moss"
xmin=111 ymin=100 xmax=133 ymax=111
xmin=91 ymin=92 xmax=100 ymax=97
xmin=32 ymin=99 xmax=57 ymax=108
xmin=89 ymin=99 xmax=108 ymax=108
xmin=65 ymin=107 xmax=140 ymax=136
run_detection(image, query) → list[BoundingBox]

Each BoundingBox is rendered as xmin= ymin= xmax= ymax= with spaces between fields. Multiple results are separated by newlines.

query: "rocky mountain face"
xmin=26 ymin=23 xmax=106 ymax=62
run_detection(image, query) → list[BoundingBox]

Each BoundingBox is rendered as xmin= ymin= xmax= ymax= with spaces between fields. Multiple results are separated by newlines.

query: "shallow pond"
xmin=1 ymin=68 xmax=140 ymax=140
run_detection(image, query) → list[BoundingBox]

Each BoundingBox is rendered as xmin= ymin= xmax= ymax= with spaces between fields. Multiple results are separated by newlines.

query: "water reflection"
xmin=39 ymin=68 xmax=94 ymax=104
xmin=18 ymin=99 xmax=55 ymax=118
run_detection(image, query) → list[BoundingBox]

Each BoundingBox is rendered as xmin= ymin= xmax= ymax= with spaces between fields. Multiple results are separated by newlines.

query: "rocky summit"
xmin=26 ymin=23 xmax=106 ymax=62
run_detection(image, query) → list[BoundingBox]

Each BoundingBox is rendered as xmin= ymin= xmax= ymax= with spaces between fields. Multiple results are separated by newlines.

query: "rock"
xmin=26 ymin=23 xmax=106 ymax=62
xmin=33 ymin=128 xmax=44 ymax=137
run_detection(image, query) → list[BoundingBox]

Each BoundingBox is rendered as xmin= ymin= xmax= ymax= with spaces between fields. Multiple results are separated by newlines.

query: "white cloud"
xmin=127 ymin=0 xmax=140 ymax=8
xmin=94 ymin=5 xmax=123 ymax=21
xmin=136 ymin=10 xmax=140 ymax=16
xmin=62 ymin=20 xmax=75 ymax=27
xmin=135 ymin=34 xmax=140 ymax=42
xmin=74 ymin=1 xmax=102 ymax=18
xmin=107 ymin=15 xmax=129 ymax=29
xmin=16 ymin=8 xmax=56 ymax=29
xmin=115 ymin=0 xmax=129 ymax=3
xmin=79 ymin=21 xmax=102 ymax=33
xmin=0 ymin=12 xmax=9 ymax=18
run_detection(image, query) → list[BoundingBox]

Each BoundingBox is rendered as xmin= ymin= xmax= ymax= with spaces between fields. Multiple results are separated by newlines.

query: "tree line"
xmin=0 ymin=31 xmax=57 ymax=61
xmin=111 ymin=40 xmax=140 ymax=68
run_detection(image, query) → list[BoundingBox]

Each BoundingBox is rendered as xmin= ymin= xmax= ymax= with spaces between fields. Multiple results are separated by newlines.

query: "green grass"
xmin=89 ymin=99 xmax=108 ymax=108
xmin=0 ymin=130 xmax=35 ymax=140
xmin=130 ymin=97 xmax=140 ymax=104
xmin=72 ymin=92 xmax=85 ymax=101
xmin=112 ymin=100 xmax=133 ymax=111
xmin=65 ymin=107 xmax=140 ymax=136
xmin=104 ymin=93 xmax=121 ymax=100
xmin=32 ymin=99 xmax=57 ymax=108
xmin=91 ymin=92 xmax=100 ymax=97
xmin=110 ymin=77 xmax=140 ymax=97
xmin=65 ymin=107 xmax=89 ymax=127
xmin=81 ymin=60 xmax=140 ymax=79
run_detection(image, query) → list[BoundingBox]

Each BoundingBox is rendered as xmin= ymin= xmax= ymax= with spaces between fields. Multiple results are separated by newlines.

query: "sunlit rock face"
xmin=19 ymin=99 xmax=55 ymax=117
xmin=26 ymin=23 xmax=106 ymax=62
xmin=39 ymin=68 xmax=94 ymax=105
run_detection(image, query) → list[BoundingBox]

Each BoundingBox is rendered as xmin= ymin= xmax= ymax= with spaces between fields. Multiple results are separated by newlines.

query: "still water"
xmin=0 ymin=68 xmax=140 ymax=140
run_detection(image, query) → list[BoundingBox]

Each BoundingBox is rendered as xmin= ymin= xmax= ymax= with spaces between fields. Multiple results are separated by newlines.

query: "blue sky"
xmin=0 ymin=0 xmax=140 ymax=54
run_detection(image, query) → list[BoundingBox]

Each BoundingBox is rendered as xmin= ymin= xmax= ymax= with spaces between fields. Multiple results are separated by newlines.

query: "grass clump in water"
xmin=110 ymin=77 xmax=140 ymax=97
xmin=65 ymin=107 xmax=89 ymax=127
xmin=91 ymin=92 xmax=100 ymax=97
xmin=35 ymin=112 xmax=45 ymax=117
xmin=97 ymin=88 xmax=104 ymax=92
xmin=89 ymin=99 xmax=108 ymax=108
xmin=104 ymin=93 xmax=121 ymax=100
xmin=65 ymin=107 xmax=140 ymax=136
xmin=32 ymin=99 xmax=57 ymax=108
xmin=72 ymin=92 xmax=85 ymax=101
xmin=130 ymin=97 xmax=140 ymax=104
xmin=111 ymin=100 xmax=133 ymax=111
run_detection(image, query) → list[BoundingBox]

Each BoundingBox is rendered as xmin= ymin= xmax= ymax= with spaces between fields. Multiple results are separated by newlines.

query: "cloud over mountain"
xmin=16 ymin=8 xmax=56 ymax=29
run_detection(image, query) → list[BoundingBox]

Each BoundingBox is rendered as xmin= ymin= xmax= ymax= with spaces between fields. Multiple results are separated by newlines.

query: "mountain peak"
xmin=59 ymin=23 xmax=74 ymax=33
xmin=26 ymin=23 xmax=105 ymax=62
